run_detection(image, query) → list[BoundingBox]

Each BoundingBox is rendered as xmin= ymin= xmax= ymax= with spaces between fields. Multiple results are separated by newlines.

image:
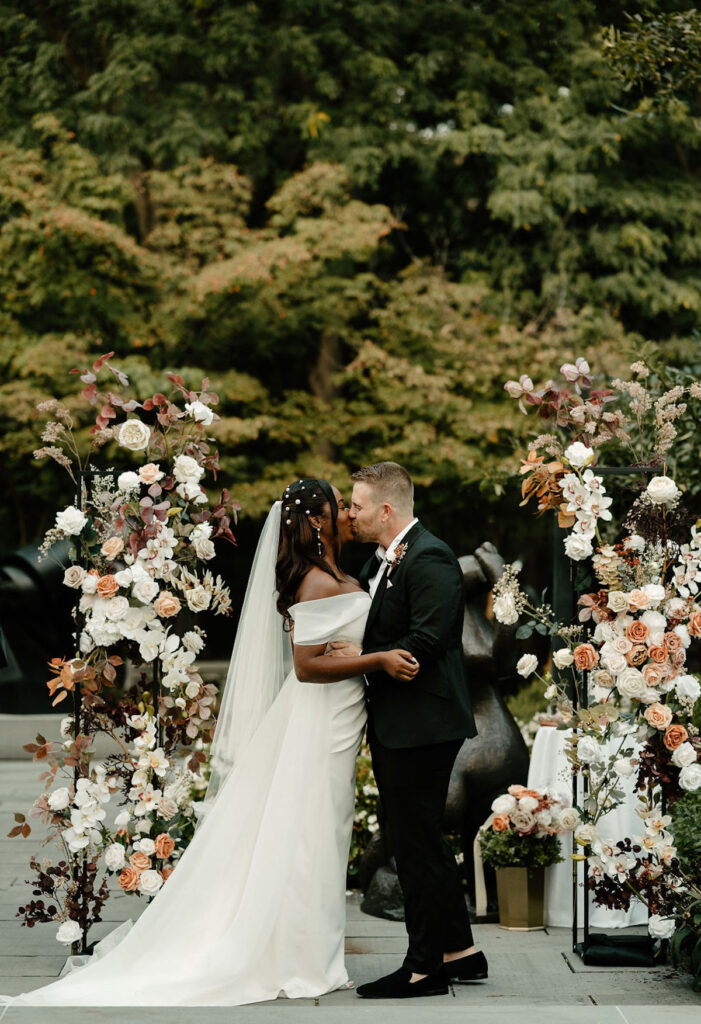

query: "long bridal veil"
xmin=198 ymin=499 xmax=288 ymax=817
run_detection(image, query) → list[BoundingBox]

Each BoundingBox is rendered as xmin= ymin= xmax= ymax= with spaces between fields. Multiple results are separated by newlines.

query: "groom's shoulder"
xmin=411 ymin=524 xmax=459 ymax=564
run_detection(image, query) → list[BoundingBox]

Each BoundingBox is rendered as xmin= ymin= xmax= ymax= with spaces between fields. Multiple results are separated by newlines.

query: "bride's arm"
xmin=294 ymin=642 xmax=418 ymax=684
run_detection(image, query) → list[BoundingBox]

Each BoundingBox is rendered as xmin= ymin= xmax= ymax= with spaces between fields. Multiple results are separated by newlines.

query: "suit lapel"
xmin=363 ymin=522 xmax=425 ymax=637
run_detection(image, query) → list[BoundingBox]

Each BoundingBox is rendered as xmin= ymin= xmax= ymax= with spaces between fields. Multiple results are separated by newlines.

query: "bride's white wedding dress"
xmin=0 ymin=590 xmax=370 ymax=1008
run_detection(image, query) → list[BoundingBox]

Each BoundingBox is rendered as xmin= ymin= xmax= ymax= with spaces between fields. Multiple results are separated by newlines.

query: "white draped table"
xmin=527 ymin=725 xmax=648 ymax=929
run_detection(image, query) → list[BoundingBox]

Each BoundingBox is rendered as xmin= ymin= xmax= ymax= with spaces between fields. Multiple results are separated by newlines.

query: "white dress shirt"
xmin=368 ymin=518 xmax=418 ymax=598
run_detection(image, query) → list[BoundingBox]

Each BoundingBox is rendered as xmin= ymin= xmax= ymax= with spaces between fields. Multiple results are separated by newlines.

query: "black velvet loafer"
xmin=356 ymin=966 xmax=449 ymax=999
xmin=443 ymin=949 xmax=488 ymax=983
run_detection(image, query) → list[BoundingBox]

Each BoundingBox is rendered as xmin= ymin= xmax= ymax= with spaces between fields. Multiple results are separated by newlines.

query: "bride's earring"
xmin=316 ymin=527 xmax=323 ymax=557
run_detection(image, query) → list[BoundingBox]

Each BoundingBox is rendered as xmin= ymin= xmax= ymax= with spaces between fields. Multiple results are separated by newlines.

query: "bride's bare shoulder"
xmin=295 ymin=568 xmax=342 ymax=604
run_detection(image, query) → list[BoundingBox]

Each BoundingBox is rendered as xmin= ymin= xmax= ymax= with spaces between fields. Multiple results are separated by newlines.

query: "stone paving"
xmin=0 ymin=759 xmax=698 ymax=1023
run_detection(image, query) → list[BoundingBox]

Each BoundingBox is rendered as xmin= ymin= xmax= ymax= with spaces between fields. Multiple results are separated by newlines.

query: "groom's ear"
xmin=380 ymin=502 xmax=393 ymax=522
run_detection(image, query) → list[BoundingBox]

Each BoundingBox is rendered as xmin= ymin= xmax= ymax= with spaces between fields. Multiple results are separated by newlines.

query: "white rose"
xmin=544 ymin=683 xmax=557 ymax=700
xmin=607 ymin=591 xmax=629 ymax=613
xmin=564 ymin=533 xmax=593 ymax=561
xmin=641 ymin=609 xmax=667 ymax=632
xmin=104 ymin=844 xmax=126 ymax=871
xmin=493 ymin=593 xmax=519 ymax=625
xmin=192 ymin=537 xmax=215 ymax=561
xmin=517 ymin=654 xmax=538 ymax=678
xmin=675 ymin=675 xmax=701 ymax=703
xmin=117 ymin=418 xmax=151 ymax=452
xmin=553 ymin=647 xmax=574 ymax=669
xmin=602 ymin=651 xmax=627 ymax=674
xmin=117 ymin=471 xmax=141 ymax=493
xmin=648 ymin=915 xmax=676 ymax=940
xmin=182 ymin=631 xmax=205 ymax=654
xmin=564 ymin=441 xmax=595 ymax=468
xmin=671 ymin=742 xmax=697 ymax=768
xmin=616 ymin=667 xmax=646 ymax=700
xmin=138 ymin=869 xmax=163 ymax=896
xmin=185 ymin=400 xmax=214 ymax=426
xmin=647 ymin=475 xmax=680 ymax=506
xmin=185 ymin=680 xmax=201 ymax=698
xmin=135 ymin=837 xmax=156 ymax=855
xmin=491 ymin=794 xmax=516 ymax=814
xmin=642 ymin=583 xmax=666 ymax=607
xmin=519 ymin=795 xmax=539 ymax=813
xmin=56 ymin=919 xmax=82 ymax=944
xmin=577 ymin=736 xmax=604 ymax=764
xmin=190 ymin=523 xmax=213 ymax=541
xmin=48 ymin=787 xmax=71 ymax=811
xmin=574 ymin=823 xmax=598 ymax=844
xmin=63 ymin=565 xmax=86 ymax=589
xmin=173 ymin=455 xmax=203 ymax=484
xmin=55 ymin=505 xmax=88 ymax=535
xmin=593 ymin=620 xmax=616 ymax=643
xmin=613 ymin=758 xmax=635 ymax=778
xmin=558 ymin=807 xmax=580 ymax=831
xmin=679 ymin=763 xmax=701 ymax=792
xmin=133 ymin=579 xmax=159 ymax=604
xmin=104 ymin=596 xmax=130 ymax=622
xmin=673 ymin=624 xmax=691 ymax=649
xmin=185 ymin=586 xmax=211 ymax=613
xmin=114 ymin=567 xmax=133 ymax=587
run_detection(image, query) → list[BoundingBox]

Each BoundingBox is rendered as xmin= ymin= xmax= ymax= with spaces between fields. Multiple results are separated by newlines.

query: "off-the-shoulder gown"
xmin=0 ymin=591 xmax=370 ymax=1008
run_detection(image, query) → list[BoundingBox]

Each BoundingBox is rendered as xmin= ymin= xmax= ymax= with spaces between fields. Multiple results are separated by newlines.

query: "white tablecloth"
xmin=528 ymin=726 xmax=648 ymax=929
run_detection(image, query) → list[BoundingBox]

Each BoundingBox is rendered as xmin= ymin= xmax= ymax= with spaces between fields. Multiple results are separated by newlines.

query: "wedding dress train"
xmin=0 ymin=590 xmax=370 ymax=1008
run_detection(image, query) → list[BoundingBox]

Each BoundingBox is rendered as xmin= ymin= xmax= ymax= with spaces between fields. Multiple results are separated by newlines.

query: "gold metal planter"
xmin=495 ymin=866 xmax=545 ymax=930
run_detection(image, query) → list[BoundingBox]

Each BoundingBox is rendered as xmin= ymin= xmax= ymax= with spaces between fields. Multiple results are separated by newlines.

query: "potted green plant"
xmin=479 ymin=784 xmax=576 ymax=930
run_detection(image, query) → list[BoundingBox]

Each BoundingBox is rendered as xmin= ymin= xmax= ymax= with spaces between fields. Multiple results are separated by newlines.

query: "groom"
xmin=343 ymin=461 xmax=487 ymax=998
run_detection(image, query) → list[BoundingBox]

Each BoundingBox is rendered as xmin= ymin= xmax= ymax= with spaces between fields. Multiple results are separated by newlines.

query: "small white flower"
xmin=63 ymin=565 xmax=86 ymax=589
xmin=607 ymin=591 xmax=629 ymax=613
xmin=577 ymin=736 xmax=604 ymax=764
xmin=135 ymin=837 xmax=156 ymax=855
xmin=185 ymin=586 xmax=211 ymax=613
xmin=553 ymin=647 xmax=574 ymax=669
xmin=517 ymin=653 xmax=538 ymax=678
xmin=184 ymin=400 xmax=214 ymax=426
xmin=648 ymin=915 xmax=676 ymax=940
xmin=192 ymin=537 xmax=216 ymax=560
xmin=173 ymin=455 xmax=204 ymax=485
xmin=182 ymin=631 xmax=205 ymax=655
xmin=647 ymin=475 xmax=679 ymax=506
xmin=544 ymin=683 xmax=557 ymax=700
xmin=56 ymin=919 xmax=82 ymax=944
xmin=104 ymin=843 xmax=126 ymax=871
xmin=55 ymin=505 xmax=88 ymax=536
xmin=48 ymin=787 xmax=71 ymax=811
xmin=671 ymin=742 xmax=697 ymax=768
xmin=623 ymin=534 xmax=645 ymax=552
xmin=117 ymin=471 xmax=141 ymax=493
xmin=491 ymin=794 xmax=516 ymax=814
xmin=613 ymin=758 xmax=635 ymax=778
xmin=133 ymin=579 xmax=159 ymax=605
xmin=185 ymin=680 xmax=200 ymax=698
xmin=675 ymin=675 xmax=700 ymax=703
xmin=642 ymin=583 xmax=666 ymax=607
xmin=138 ymin=869 xmax=164 ymax=896
xmin=558 ymin=807 xmax=580 ymax=831
xmin=117 ymin=419 xmax=151 ymax=452
xmin=519 ymin=795 xmax=539 ymax=813
xmin=499 ymin=103 xmax=514 ymax=115
xmin=574 ymin=823 xmax=598 ymax=844
xmin=557 ymin=86 xmax=571 ymax=98
xmin=114 ymin=810 xmax=131 ymax=828
xmin=564 ymin=533 xmax=593 ymax=561
xmin=678 ymin=763 xmax=701 ymax=792
xmin=564 ymin=442 xmax=595 ymax=468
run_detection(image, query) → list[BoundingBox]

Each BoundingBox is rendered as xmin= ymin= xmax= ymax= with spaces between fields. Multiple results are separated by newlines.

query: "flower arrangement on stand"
xmin=479 ymin=785 xmax=575 ymax=929
xmin=493 ymin=357 xmax=701 ymax=981
xmin=9 ymin=353 xmax=239 ymax=954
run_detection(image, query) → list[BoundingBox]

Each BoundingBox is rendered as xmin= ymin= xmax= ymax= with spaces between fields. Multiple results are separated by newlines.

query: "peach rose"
xmin=663 ymin=631 xmax=683 ymax=654
xmin=138 ymin=463 xmax=164 ymax=485
xmin=507 ymin=785 xmax=527 ymax=797
xmin=153 ymin=592 xmax=181 ymax=618
xmin=644 ymin=703 xmax=673 ymax=730
xmin=492 ymin=814 xmax=510 ymax=832
xmin=118 ymin=866 xmax=141 ymax=891
xmin=648 ymin=645 xmax=669 ymax=664
xmin=154 ymin=833 xmax=176 ymax=859
xmin=160 ymin=866 xmax=174 ymax=881
xmin=96 ymin=574 xmax=119 ymax=598
xmin=101 ymin=536 xmax=125 ymax=561
xmin=129 ymin=851 xmax=151 ymax=871
xmin=628 ymin=589 xmax=650 ymax=611
xmin=642 ymin=663 xmax=666 ymax=687
xmin=663 ymin=724 xmax=688 ymax=751
xmin=626 ymin=620 xmax=649 ymax=644
xmin=671 ymin=649 xmax=686 ymax=668
xmin=573 ymin=643 xmax=599 ymax=671
xmin=688 ymin=610 xmax=701 ymax=637
xmin=626 ymin=645 xmax=648 ymax=667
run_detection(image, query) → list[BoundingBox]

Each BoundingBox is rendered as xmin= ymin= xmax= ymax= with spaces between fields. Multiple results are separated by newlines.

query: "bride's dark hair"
xmin=275 ymin=478 xmax=343 ymax=624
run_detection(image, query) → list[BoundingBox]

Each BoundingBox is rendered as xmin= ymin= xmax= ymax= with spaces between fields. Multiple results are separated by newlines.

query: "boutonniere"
xmin=385 ymin=542 xmax=409 ymax=580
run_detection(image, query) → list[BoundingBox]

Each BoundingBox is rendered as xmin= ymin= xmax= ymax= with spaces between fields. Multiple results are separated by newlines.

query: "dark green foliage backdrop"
xmin=1 ymin=1 xmax=699 ymax=592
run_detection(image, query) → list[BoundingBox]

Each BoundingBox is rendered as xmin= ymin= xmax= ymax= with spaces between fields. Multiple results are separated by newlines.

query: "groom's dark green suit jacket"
xmin=359 ymin=521 xmax=477 ymax=749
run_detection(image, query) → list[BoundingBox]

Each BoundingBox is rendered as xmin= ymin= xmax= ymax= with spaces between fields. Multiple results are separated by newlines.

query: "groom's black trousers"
xmin=368 ymin=722 xmax=474 ymax=975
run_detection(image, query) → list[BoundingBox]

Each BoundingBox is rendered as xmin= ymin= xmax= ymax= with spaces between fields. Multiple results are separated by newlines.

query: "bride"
xmin=0 ymin=477 xmax=418 ymax=1009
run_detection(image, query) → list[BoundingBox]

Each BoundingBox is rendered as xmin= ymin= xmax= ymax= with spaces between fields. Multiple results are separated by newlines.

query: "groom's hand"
xmin=327 ymin=641 xmax=362 ymax=657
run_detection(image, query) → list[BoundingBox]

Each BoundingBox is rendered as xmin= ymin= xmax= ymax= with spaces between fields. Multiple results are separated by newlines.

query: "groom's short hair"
xmin=351 ymin=462 xmax=414 ymax=515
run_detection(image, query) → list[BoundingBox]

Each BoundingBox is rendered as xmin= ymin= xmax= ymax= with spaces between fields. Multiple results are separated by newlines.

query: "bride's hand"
xmin=381 ymin=650 xmax=420 ymax=681
xmin=327 ymin=641 xmax=361 ymax=657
